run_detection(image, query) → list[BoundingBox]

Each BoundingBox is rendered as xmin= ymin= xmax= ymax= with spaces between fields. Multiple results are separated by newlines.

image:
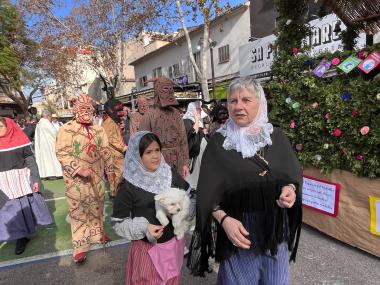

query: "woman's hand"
xmin=33 ymin=182 xmax=39 ymax=193
xmin=213 ymin=210 xmax=250 ymax=249
xmin=222 ymin=217 xmax=251 ymax=249
xmin=182 ymin=165 xmax=189 ymax=178
xmin=147 ymin=224 xmax=164 ymax=240
xmin=193 ymin=110 xmax=201 ymax=133
xmin=277 ymin=185 xmax=296 ymax=208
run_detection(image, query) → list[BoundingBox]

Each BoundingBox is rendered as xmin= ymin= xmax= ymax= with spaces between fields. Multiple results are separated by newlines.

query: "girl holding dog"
xmin=112 ymin=131 xmax=194 ymax=285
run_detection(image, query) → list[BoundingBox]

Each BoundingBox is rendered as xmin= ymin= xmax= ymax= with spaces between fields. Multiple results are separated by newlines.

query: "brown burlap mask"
xmin=136 ymin=97 xmax=148 ymax=114
xmin=73 ymin=94 xmax=95 ymax=124
xmin=153 ymin=77 xmax=178 ymax=107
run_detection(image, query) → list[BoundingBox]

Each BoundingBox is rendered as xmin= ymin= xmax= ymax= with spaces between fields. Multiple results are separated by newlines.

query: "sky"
xmin=51 ymin=0 xmax=247 ymax=31
xmin=18 ymin=0 xmax=246 ymax=100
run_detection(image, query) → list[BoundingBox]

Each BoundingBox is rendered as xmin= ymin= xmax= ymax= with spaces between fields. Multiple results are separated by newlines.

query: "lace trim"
xmin=217 ymin=120 xmax=273 ymax=158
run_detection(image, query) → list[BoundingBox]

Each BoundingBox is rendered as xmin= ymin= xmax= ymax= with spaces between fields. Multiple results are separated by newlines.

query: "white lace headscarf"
xmin=217 ymin=77 xmax=273 ymax=158
xmin=182 ymin=101 xmax=208 ymax=128
xmin=123 ymin=131 xmax=172 ymax=194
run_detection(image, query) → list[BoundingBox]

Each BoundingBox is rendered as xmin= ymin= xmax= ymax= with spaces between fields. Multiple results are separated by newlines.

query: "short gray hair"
xmin=228 ymin=76 xmax=264 ymax=99
xmin=41 ymin=110 xmax=51 ymax=118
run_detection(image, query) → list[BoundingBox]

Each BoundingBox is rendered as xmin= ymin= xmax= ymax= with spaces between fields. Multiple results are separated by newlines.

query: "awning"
xmin=213 ymin=81 xmax=232 ymax=100
xmin=0 ymin=109 xmax=14 ymax=117
xmin=323 ymin=0 xmax=380 ymax=33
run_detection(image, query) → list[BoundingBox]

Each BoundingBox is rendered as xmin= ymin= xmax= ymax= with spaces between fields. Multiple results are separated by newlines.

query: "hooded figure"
xmin=102 ymin=98 xmax=126 ymax=197
xmin=129 ymin=96 xmax=148 ymax=136
xmin=56 ymin=94 xmax=115 ymax=263
xmin=139 ymin=77 xmax=190 ymax=177
xmin=209 ymin=102 xmax=229 ymax=138
xmin=182 ymin=101 xmax=208 ymax=189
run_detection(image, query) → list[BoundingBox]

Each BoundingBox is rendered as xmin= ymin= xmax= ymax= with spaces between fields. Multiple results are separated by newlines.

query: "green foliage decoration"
xmin=274 ymin=0 xmax=310 ymax=59
xmin=267 ymin=44 xmax=380 ymax=178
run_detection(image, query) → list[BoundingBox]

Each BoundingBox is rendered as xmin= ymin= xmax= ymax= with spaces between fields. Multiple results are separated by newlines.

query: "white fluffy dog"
xmin=154 ymin=188 xmax=190 ymax=240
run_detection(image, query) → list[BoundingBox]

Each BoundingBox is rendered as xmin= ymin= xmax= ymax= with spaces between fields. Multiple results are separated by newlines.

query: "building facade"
xmin=130 ymin=2 xmax=251 ymax=95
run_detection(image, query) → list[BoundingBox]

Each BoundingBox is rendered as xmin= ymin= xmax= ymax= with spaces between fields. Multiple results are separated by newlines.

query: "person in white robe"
xmin=51 ymin=114 xmax=63 ymax=132
xmin=35 ymin=110 xmax=63 ymax=179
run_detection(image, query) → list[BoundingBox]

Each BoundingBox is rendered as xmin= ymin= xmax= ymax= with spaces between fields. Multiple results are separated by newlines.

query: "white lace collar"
xmin=123 ymin=131 xmax=172 ymax=194
xmin=217 ymin=90 xmax=273 ymax=158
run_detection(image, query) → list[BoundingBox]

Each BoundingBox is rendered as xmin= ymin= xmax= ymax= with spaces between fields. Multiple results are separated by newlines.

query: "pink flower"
xmin=295 ymin=144 xmax=302 ymax=151
xmin=360 ymin=126 xmax=370 ymax=135
xmin=351 ymin=108 xmax=358 ymax=117
xmin=332 ymin=129 xmax=342 ymax=136
xmin=292 ymin=47 xmax=299 ymax=55
xmin=331 ymin=57 xmax=340 ymax=65
xmin=290 ymin=120 xmax=296 ymax=129
xmin=358 ymin=51 xmax=366 ymax=59
xmin=356 ymin=154 xmax=364 ymax=161
xmin=324 ymin=112 xmax=330 ymax=120
xmin=311 ymin=102 xmax=319 ymax=109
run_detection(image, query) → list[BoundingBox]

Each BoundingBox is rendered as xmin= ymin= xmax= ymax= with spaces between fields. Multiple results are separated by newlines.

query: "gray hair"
xmin=41 ymin=110 xmax=51 ymax=118
xmin=228 ymin=76 xmax=264 ymax=99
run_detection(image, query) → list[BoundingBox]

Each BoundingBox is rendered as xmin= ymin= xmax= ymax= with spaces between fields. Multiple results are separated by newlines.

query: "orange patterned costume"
xmin=56 ymin=95 xmax=114 ymax=256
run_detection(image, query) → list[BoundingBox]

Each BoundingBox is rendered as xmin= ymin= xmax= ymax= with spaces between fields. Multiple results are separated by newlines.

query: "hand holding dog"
xmin=147 ymin=224 xmax=164 ymax=240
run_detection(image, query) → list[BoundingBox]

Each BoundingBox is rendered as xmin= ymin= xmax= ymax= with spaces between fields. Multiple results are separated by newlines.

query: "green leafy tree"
xmin=0 ymin=0 xmax=41 ymax=115
xmin=274 ymin=0 xmax=310 ymax=59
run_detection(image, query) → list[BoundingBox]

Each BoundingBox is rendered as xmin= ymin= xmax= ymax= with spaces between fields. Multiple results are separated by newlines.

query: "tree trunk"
xmin=176 ymin=0 xmax=210 ymax=101
xmin=0 ymin=84 xmax=29 ymax=117
xmin=201 ymin=24 xmax=210 ymax=102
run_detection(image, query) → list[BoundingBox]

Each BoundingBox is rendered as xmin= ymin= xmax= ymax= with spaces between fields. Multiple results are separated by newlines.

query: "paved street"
xmin=0 ymin=225 xmax=379 ymax=285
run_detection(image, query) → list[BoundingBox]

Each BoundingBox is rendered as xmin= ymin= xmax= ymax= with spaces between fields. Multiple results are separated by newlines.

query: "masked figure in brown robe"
xmin=139 ymin=77 xmax=190 ymax=177
xmin=102 ymin=98 xmax=126 ymax=197
xmin=56 ymin=94 xmax=115 ymax=263
xmin=129 ymin=96 xmax=148 ymax=136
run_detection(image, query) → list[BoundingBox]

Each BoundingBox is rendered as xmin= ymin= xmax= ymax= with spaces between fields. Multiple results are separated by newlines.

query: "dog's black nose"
xmin=177 ymin=209 xmax=181 ymax=212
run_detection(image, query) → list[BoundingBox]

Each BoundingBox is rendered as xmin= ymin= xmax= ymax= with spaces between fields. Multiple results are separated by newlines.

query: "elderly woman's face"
xmin=0 ymin=121 xmax=7 ymax=137
xmin=227 ymin=87 xmax=259 ymax=127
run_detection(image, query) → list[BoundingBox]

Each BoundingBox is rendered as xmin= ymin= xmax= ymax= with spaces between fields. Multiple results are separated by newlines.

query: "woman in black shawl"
xmin=187 ymin=77 xmax=302 ymax=285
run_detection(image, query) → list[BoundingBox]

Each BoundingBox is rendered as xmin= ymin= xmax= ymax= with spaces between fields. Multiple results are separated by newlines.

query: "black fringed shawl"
xmin=187 ymin=127 xmax=303 ymax=276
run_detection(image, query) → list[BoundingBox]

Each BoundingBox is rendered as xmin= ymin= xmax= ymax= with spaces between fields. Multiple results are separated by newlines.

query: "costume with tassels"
xmin=187 ymin=84 xmax=302 ymax=284
xmin=56 ymin=94 xmax=114 ymax=259
xmin=139 ymin=77 xmax=189 ymax=172
xmin=102 ymin=98 xmax=126 ymax=197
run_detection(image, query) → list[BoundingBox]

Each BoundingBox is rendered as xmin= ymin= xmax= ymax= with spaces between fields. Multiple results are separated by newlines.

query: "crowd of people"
xmin=0 ymin=76 xmax=302 ymax=285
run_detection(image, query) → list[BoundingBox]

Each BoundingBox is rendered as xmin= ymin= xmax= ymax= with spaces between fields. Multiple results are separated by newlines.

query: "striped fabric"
xmin=0 ymin=167 xmax=33 ymax=199
xmin=125 ymin=239 xmax=181 ymax=285
xmin=217 ymin=242 xmax=289 ymax=285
